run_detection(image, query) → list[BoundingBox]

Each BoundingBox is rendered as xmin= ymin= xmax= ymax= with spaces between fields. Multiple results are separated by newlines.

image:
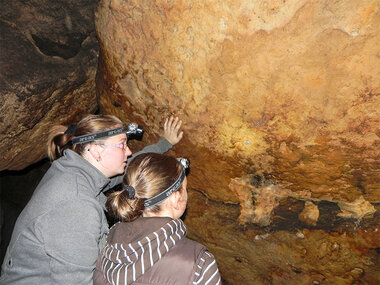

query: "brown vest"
xmin=93 ymin=218 xmax=207 ymax=285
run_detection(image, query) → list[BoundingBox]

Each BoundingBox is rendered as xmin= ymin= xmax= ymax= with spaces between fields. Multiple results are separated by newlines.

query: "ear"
xmin=87 ymin=144 xmax=101 ymax=162
xmin=168 ymin=191 xmax=181 ymax=210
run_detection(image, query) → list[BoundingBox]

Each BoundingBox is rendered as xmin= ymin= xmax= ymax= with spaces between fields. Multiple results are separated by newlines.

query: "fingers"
xmin=165 ymin=116 xmax=181 ymax=131
xmin=163 ymin=116 xmax=183 ymax=145
xmin=172 ymin=117 xmax=182 ymax=132
xmin=177 ymin=131 xmax=184 ymax=141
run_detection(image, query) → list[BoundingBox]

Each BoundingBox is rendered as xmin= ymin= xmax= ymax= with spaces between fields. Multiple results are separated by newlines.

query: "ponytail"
xmin=106 ymin=190 xmax=145 ymax=222
xmin=47 ymin=125 xmax=73 ymax=160
xmin=46 ymin=114 xmax=123 ymax=161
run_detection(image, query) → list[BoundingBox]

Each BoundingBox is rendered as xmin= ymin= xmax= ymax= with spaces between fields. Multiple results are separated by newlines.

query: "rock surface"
xmin=0 ymin=0 xmax=99 ymax=171
xmin=299 ymin=201 xmax=319 ymax=226
xmin=186 ymin=190 xmax=380 ymax=285
xmin=96 ymin=0 xmax=379 ymax=283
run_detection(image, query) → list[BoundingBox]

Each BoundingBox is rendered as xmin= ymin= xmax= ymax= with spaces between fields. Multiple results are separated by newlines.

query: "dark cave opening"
xmin=31 ymin=33 xmax=86 ymax=59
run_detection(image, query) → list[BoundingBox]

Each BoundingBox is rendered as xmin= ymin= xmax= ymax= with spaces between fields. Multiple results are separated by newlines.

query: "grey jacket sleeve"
xmin=130 ymin=137 xmax=173 ymax=160
xmin=193 ymin=250 xmax=222 ymax=285
xmin=41 ymin=199 xmax=106 ymax=285
xmin=108 ymin=138 xmax=173 ymax=187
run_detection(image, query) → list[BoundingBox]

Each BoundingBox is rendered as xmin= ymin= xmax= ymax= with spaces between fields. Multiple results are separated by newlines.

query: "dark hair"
xmin=106 ymin=153 xmax=183 ymax=222
xmin=47 ymin=114 xmax=123 ymax=160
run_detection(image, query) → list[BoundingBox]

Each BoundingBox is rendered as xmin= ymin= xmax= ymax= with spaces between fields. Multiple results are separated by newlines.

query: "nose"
xmin=124 ymin=146 xmax=132 ymax=157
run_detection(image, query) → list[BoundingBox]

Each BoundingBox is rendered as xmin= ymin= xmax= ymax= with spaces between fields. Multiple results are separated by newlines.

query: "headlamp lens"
xmin=126 ymin=123 xmax=144 ymax=140
xmin=177 ymin=157 xmax=190 ymax=171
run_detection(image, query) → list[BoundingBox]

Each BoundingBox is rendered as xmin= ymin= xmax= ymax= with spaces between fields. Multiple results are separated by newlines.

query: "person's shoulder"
xmin=40 ymin=167 xmax=80 ymax=193
xmin=172 ymin=237 xmax=207 ymax=259
xmin=182 ymin=240 xmax=217 ymax=272
xmin=34 ymin=163 xmax=98 ymax=206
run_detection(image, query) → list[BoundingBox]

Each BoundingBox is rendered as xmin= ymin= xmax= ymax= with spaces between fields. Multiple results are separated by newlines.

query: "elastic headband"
xmin=70 ymin=123 xmax=144 ymax=145
xmin=144 ymin=158 xmax=189 ymax=208
xmin=144 ymin=170 xmax=186 ymax=208
xmin=64 ymin=124 xmax=77 ymax=135
xmin=71 ymin=127 xmax=125 ymax=145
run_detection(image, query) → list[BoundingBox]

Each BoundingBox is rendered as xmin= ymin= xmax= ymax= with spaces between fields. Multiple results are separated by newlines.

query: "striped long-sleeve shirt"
xmin=93 ymin=217 xmax=221 ymax=285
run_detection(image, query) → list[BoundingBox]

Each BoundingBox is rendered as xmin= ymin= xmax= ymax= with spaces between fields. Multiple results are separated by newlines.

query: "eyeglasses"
xmin=94 ymin=141 xmax=128 ymax=151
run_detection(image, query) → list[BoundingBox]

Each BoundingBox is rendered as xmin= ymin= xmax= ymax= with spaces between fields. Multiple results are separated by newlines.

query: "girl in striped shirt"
xmin=93 ymin=153 xmax=222 ymax=285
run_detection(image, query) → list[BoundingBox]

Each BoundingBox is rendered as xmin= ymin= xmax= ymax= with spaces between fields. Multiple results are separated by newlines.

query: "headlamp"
xmin=177 ymin=157 xmax=190 ymax=172
xmin=125 ymin=123 xmax=144 ymax=140
xmin=71 ymin=122 xmax=144 ymax=145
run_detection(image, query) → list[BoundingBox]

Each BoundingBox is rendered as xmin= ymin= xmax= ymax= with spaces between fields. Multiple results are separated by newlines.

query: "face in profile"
xmin=98 ymin=133 xmax=132 ymax=177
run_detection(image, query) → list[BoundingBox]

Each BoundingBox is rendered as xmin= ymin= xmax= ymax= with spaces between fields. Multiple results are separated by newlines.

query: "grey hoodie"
xmin=0 ymin=139 xmax=172 ymax=285
xmin=93 ymin=217 xmax=222 ymax=285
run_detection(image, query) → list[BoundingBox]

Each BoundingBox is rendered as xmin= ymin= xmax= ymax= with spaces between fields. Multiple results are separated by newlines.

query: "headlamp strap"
xmin=144 ymin=169 xmax=186 ymax=208
xmin=64 ymin=124 xmax=77 ymax=135
xmin=71 ymin=127 xmax=125 ymax=145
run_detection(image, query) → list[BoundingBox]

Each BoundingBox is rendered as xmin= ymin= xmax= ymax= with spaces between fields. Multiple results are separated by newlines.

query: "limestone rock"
xmin=337 ymin=196 xmax=376 ymax=219
xmin=186 ymin=190 xmax=380 ymax=285
xmin=95 ymin=0 xmax=379 ymax=203
xmin=0 ymin=0 xmax=99 ymax=171
xmin=94 ymin=0 xmax=380 ymax=283
xmin=299 ymin=201 xmax=319 ymax=226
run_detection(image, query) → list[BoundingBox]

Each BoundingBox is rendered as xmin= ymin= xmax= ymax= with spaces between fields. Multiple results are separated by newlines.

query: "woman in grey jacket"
xmin=93 ymin=153 xmax=222 ymax=285
xmin=0 ymin=114 xmax=183 ymax=285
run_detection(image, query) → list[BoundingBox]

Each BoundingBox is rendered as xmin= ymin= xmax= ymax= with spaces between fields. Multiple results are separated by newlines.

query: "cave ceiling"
xmin=0 ymin=0 xmax=99 ymax=170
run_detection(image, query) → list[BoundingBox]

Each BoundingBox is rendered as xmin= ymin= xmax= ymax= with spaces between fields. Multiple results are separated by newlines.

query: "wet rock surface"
xmin=95 ymin=0 xmax=379 ymax=283
xmin=0 ymin=0 xmax=99 ymax=171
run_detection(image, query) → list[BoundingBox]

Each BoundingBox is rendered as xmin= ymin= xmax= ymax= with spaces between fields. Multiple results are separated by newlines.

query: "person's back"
xmin=94 ymin=217 xmax=218 ymax=285
xmin=1 ymin=150 xmax=110 ymax=285
xmin=93 ymin=153 xmax=221 ymax=285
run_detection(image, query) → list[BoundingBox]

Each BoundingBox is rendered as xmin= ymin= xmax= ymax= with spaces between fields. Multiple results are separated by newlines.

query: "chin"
xmin=110 ymin=169 xmax=124 ymax=177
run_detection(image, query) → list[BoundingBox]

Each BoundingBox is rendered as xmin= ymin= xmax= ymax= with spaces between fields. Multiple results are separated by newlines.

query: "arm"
xmin=132 ymin=137 xmax=173 ymax=157
xmin=42 ymin=199 xmax=106 ymax=285
xmin=193 ymin=250 xmax=222 ymax=285
xmin=129 ymin=116 xmax=184 ymax=162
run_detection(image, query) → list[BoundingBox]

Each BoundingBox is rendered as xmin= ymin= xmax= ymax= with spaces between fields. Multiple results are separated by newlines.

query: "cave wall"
xmin=0 ymin=0 xmax=378 ymax=283
xmin=95 ymin=0 xmax=380 ymax=284
xmin=0 ymin=0 xmax=100 ymax=171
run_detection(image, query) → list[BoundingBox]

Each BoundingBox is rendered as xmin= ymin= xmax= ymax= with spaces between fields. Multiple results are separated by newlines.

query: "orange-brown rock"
xmin=299 ymin=201 xmax=319 ymax=226
xmin=186 ymin=190 xmax=380 ymax=285
xmin=338 ymin=196 xmax=377 ymax=220
xmin=94 ymin=0 xmax=380 ymax=283
xmin=0 ymin=0 xmax=99 ymax=171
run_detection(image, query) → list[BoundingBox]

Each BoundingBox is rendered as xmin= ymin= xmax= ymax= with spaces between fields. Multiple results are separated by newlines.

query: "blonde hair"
xmin=47 ymin=114 xmax=123 ymax=160
xmin=106 ymin=153 xmax=183 ymax=222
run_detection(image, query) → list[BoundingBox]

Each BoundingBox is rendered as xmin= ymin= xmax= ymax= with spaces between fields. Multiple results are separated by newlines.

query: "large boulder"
xmin=0 ymin=0 xmax=99 ymax=171
xmin=95 ymin=0 xmax=379 ymax=284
